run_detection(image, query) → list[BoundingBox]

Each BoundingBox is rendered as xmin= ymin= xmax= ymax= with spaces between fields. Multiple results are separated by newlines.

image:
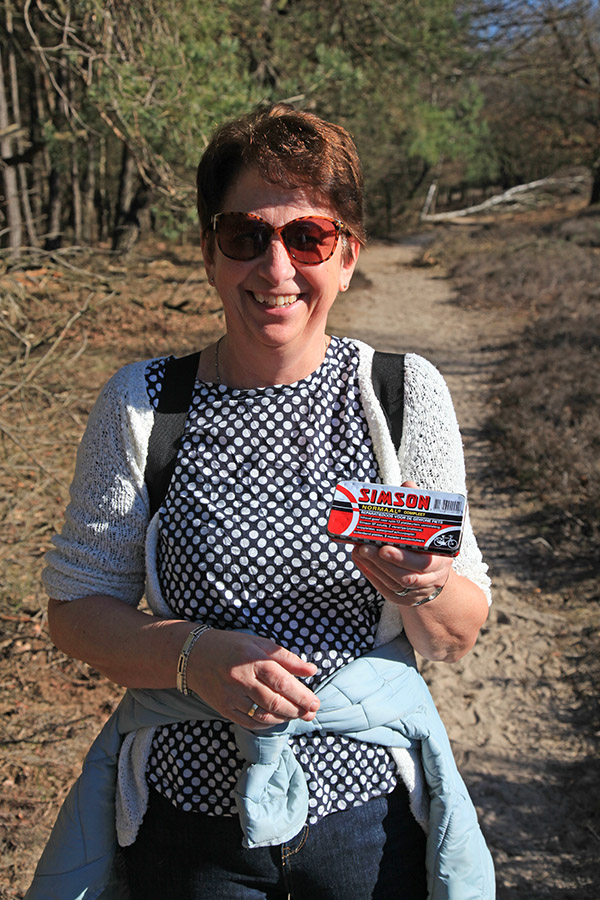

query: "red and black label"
xmin=326 ymin=481 xmax=466 ymax=556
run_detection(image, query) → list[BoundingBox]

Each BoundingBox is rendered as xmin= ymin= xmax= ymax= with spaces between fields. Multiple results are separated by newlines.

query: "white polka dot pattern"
xmin=144 ymin=337 xmax=398 ymax=820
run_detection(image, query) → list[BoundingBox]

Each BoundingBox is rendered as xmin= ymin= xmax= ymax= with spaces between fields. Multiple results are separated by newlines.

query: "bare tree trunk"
xmin=113 ymin=145 xmax=136 ymax=229
xmin=65 ymin=69 xmax=82 ymax=244
xmin=96 ymin=135 xmax=110 ymax=241
xmin=254 ymin=0 xmax=277 ymax=88
xmin=71 ymin=144 xmax=82 ymax=243
xmin=82 ymin=137 xmax=96 ymax=243
xmin=6 ymin=0 xmax=38 ymax=247
xmin=45 ymin=166 xmax=62 ymax=250
xmin=112 ymin=181 xmax=152 ymax=253
xmin=29 ymin=64 xmax=47 ymax=233
xmin=0 ymin=45 xmax=23 ymax=254
xmin=590 ymin=157 xmax=600 ymax=206
xmin=112 ymin=144 xmax=143 ymax=252
xmin=44 ymin=54 xmax=69 ymax=250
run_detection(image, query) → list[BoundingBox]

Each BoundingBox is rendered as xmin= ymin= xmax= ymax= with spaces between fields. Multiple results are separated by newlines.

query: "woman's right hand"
xmin=47 ymin=596 xmax=319 ymax=730
xmin=185 ymin=628 xmax=320 ymax=729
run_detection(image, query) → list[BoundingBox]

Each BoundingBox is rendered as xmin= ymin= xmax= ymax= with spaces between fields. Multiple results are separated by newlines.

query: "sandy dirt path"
xmin=327 ymin=239 xmax=596 ymax=899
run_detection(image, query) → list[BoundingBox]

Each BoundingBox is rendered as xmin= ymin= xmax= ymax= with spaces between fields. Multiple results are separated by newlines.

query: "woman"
xmin=39 ymin=104 xmax=492 ymax=899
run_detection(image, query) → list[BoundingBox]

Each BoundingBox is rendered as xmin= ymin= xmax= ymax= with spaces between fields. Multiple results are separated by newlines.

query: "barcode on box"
xmin=433 ymin=498 xmax=463 ymax=513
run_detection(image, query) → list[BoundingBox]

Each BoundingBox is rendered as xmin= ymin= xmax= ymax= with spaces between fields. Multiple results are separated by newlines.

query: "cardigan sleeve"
xmin=42 ymin=361 xmax=156 ymax=606
xmin=401 ymin=353 xmax=491 ymax=603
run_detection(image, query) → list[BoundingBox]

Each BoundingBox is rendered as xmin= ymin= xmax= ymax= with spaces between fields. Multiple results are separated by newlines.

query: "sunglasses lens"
xmin=216 ymin=213 xmax=269 ymax=261
xmin=214 ymin=214 xmax=342 ymax=264
xmin=283 ymin=218 xmax=339 ymax=264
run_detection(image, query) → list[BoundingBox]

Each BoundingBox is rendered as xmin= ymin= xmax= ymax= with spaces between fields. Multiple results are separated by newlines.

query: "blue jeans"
xmin=121 ymin=783 xmax=427 ymax=899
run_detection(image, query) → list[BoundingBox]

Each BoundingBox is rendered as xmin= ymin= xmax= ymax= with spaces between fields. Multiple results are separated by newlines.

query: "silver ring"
xmin=392 ymin=587 xmax=413 ymax=596
xmin=247 ymin=702 xmax=259 ymax=718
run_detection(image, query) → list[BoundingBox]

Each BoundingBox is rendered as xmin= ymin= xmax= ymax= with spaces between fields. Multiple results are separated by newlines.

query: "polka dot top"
xmin=144 ymin=336 xmax=399 ymax=821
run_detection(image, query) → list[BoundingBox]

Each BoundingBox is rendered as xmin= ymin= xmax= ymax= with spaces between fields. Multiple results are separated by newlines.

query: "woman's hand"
xmin=48 ymin=596 xmax=320 ymax=728
xmin=352 ymin=542 xmax=452 ymax=608
xmin=350 ymin=481 xmax=489 ymax=662
xmin=351 ymin=480 xmax=452 ymax=607
xmin=186 ymin=629 xmax=320 ymax=730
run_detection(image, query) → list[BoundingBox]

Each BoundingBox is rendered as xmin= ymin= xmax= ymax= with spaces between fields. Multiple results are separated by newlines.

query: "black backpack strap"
xmin=145 ymin=351 xmax=201 ymax=519
xmin=144 ymin=347 xmax=405 ymax=518
xmin=371 ymin=351 xmax=405 ymax=452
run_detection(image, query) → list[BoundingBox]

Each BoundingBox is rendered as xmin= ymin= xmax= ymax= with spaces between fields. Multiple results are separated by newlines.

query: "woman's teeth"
xmin=253 ymin=293 xmax=298 ymax=307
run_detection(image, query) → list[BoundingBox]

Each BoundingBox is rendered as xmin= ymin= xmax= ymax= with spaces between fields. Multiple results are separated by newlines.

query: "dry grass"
xmin=429 ymin=207 xmax=600 ymax=599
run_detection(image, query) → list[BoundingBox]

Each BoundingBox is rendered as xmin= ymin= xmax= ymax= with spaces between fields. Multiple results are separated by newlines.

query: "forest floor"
xmin=1 ymin=214 xmax=598 ymax=897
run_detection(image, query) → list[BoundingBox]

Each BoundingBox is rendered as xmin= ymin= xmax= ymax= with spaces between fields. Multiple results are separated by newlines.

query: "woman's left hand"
xmin=352 ymin=542 xmax=451 ymax=608
xmin=351 ymin=479 xmax=451 ymax=607
xmin=350 ymin=481 xmax=489 ymax=662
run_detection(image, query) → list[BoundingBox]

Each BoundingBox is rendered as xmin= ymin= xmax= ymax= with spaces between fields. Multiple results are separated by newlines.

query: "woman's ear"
xmin=201 ymin=231 xmax=216 ymax=285
xmin=339 ymin=236 xmax=361 ymax=292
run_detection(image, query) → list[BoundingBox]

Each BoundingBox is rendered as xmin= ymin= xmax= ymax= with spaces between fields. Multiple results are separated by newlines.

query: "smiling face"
xmin=202 ymin=167 xmax=360 ymax=381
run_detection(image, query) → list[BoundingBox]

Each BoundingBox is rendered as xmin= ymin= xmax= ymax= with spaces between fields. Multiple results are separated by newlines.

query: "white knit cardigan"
xmin=43 ymin=338 xmax=491 ymax=845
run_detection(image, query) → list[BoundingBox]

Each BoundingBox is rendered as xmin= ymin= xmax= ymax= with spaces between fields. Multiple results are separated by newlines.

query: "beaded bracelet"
xmin=176 ymin=624 xmax=212 ymax=695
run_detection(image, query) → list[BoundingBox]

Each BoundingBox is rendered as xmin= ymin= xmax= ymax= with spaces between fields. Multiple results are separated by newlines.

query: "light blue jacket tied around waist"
xmin=25 ymin=634 xmax=495 ymax=900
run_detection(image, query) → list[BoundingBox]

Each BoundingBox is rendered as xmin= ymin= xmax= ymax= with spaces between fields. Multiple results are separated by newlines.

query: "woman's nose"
xmin=257 ymin=233 xmax=297 ymax=283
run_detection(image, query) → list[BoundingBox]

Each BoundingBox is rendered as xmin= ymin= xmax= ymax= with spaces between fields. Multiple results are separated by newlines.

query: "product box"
xmin=326 ymin=480 xmax=466 ymax=556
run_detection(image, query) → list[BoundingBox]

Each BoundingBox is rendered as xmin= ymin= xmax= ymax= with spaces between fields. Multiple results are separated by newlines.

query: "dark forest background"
xmin=1 ymin=0 xmax=599 ymax=254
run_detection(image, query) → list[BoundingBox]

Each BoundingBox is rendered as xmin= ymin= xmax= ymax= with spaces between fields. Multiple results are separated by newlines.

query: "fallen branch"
xmin=0 ymin=611 xmax=39 ymax=623
xmin=420 ymin=175 xmax=587 ymax=222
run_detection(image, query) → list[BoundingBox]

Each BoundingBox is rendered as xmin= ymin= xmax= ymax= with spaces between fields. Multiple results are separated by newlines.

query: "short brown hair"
xmin=197 ymin=104 xmax=366 ymax=250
